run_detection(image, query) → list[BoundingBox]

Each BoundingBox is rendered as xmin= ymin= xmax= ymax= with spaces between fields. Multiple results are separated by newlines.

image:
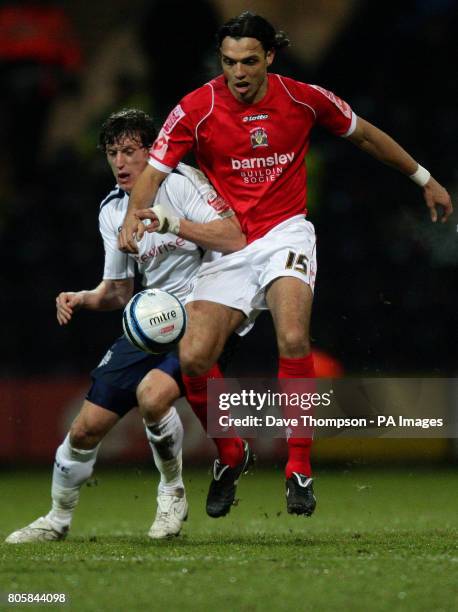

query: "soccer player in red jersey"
xmin=119 ymin=12 xmax=453 ymax=518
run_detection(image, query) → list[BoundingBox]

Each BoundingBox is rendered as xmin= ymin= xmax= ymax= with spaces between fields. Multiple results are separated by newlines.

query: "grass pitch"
xmin=1 ymin=467 xmax=457 ymax=611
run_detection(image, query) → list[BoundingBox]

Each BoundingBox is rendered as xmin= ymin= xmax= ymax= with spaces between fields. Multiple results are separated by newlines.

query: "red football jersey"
xmin=149 ymin=73 xmax=355 ymax=242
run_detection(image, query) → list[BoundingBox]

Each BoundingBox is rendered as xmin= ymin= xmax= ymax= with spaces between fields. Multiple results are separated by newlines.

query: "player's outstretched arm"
xmin=136 ymin=206 xmax=246 ymax=253
xmin=118 ymin=165 xmax=168 ymax=253
xmin=56 ymin=279 xmax=134 ymax=325
xmin=347 ymin=117 xmax=453 ymax=223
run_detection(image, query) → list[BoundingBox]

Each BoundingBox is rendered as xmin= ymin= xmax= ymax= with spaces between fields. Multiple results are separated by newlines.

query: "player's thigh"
xmin=136 ymin=368 xmax=181 ymax=422
xmin=180 ymin=300 xmax=245 ymax=375
xmin=69 ymin=400 xmax=120 ymax=449
xmin=266 ymin=276 xmax=313 ymax=356
xmin=89 ymin=335 xmax=178 ymax=416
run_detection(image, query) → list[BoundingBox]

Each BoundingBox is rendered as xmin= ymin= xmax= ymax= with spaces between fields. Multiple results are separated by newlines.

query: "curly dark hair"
xmin=98 ymin=108 xmax=157 ymax=152
xmin=216 ymin=11 xmax=290 ymax=53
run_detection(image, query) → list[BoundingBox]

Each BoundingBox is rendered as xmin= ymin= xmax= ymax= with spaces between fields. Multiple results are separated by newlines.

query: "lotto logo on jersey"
xmin=163 ymin=104 xmax=186 ymax=134
xmin=243 ymin=113 xmax=269 ymax=123
xmin=250 ymin=127 xmax=268 ymax=148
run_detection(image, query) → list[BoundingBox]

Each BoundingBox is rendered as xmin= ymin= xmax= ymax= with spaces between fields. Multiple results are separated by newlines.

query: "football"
xmin=122 ymin=289 xmax=186 ymax=354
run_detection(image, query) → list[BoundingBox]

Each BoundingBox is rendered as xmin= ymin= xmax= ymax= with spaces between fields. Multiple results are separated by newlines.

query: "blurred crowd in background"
xmin=1 ymin=0 xmax=457 ymax=378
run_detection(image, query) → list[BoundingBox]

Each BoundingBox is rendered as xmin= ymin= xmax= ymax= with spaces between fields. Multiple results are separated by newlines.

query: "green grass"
xmin=1 ymin=467 xmax=457 ymax=612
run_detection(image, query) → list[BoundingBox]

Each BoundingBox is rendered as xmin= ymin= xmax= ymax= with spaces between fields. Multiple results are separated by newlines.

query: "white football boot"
xmin=5 ymin=516 xmax=68 ymax=544
xmin=148 ymin=489 xmax=188 ymax=539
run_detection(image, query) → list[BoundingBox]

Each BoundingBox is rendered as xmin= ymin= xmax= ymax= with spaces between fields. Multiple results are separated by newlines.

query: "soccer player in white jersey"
xmin=5 ymin=109 xmax=245 ymax=544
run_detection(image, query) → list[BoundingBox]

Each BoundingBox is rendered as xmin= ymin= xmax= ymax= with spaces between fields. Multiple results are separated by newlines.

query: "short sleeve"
xmin=148 ymin=85 xmax=214 ymax=173
xmin=99 ymin=207 xmax=135 ymax=280
xmin=161 ymin=173 xmax=218 ymax=225
xmin=175 ymin=163 xmax=234 ymax=220
xmin=307 ymin=84 xmax=356 ymax=137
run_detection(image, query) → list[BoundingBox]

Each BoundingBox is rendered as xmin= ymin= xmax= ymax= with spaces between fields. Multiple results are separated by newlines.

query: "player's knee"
xmin=277 ymin=328 xmax=310 ymax=358
xmin=180 ymin=345 xmax=213 ymax=377
xmin=69 ymin=422 xmax=102 ymax=450
xmin=136 ymin=380 xmax=172 ymax=422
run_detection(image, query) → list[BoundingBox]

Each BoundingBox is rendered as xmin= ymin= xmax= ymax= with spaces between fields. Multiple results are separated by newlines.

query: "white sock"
xmin=144 ymin=407 xmax=184 ymax=495
xmin=47 ymin=433 xmax=99 ymax=531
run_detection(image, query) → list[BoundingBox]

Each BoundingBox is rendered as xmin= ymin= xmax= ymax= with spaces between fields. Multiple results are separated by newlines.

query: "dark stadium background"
xmin=0 ymin=0 xmax=456 ymax=465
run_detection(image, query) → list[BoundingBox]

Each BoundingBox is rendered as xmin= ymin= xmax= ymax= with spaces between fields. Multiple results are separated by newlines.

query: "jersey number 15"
xmin=285 ymin=251 xmax=308 ymax=275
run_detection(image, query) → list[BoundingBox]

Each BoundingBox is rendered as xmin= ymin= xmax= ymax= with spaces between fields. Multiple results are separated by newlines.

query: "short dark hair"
xmin=98 ymin=108 xmax=157 ymax=152
xmin=216 ymin=11 xmax=290 ymax=53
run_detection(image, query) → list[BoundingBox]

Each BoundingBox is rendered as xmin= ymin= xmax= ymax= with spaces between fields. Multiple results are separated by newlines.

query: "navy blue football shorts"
xmin=86 ymin=335 xmax=183 ymax=417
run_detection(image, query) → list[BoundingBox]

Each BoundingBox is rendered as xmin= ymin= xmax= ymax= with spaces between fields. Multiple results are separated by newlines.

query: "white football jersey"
xmin=99 ymin=163 xmax=233 ymax=302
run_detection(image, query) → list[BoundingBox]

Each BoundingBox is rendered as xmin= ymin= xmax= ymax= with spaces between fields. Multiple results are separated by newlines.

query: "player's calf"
xmin=138 ymin=374 xmax=184 ymax=486
xmin=69 ymin=400 xmax=119 ymax=449
xmin=143 ymin=405 xmax=187 ymax=539
xmin=143 ymin=407 xmax=184 ymax=493
xmin=48 ymin=433 xmax=100 ymax=532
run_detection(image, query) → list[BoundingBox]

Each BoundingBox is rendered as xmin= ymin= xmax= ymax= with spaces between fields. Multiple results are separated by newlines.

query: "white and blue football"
xmin=123 ymin=289 xmax=186 ymax=354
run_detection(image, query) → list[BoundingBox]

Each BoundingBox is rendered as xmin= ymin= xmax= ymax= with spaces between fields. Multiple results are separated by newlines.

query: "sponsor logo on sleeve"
xmin=151 ymin=129 xmax=169 ymax=160
xmin=206 ymin=190 xmax=232 ymax=216
xmin=163 ymin=104 xmax=186 ymax=134
xmin=310 ymin=84 xmax=352 ymax=118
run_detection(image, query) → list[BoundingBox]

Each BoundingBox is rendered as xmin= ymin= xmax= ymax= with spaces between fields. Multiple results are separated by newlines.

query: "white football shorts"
xmin=188 ymin=215 xmax=317 ymax=335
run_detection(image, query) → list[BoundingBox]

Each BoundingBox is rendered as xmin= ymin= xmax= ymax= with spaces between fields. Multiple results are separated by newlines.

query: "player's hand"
xmin=118 ymin=212 xmax=142 ymax=253
xmin=135 ymin=208 xmax=161 ymax=241
xmin=136 ymin=204 xmax=180 ymax=236
xmin=56 ymin=292 xmax=84 ymax=326
xmin=423 ymin=177 xmax=453 ymax=223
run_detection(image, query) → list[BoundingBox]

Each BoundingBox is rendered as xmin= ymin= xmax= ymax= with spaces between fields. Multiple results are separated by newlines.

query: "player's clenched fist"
xmin=56 ymin=292 xmax=84 ymax=325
